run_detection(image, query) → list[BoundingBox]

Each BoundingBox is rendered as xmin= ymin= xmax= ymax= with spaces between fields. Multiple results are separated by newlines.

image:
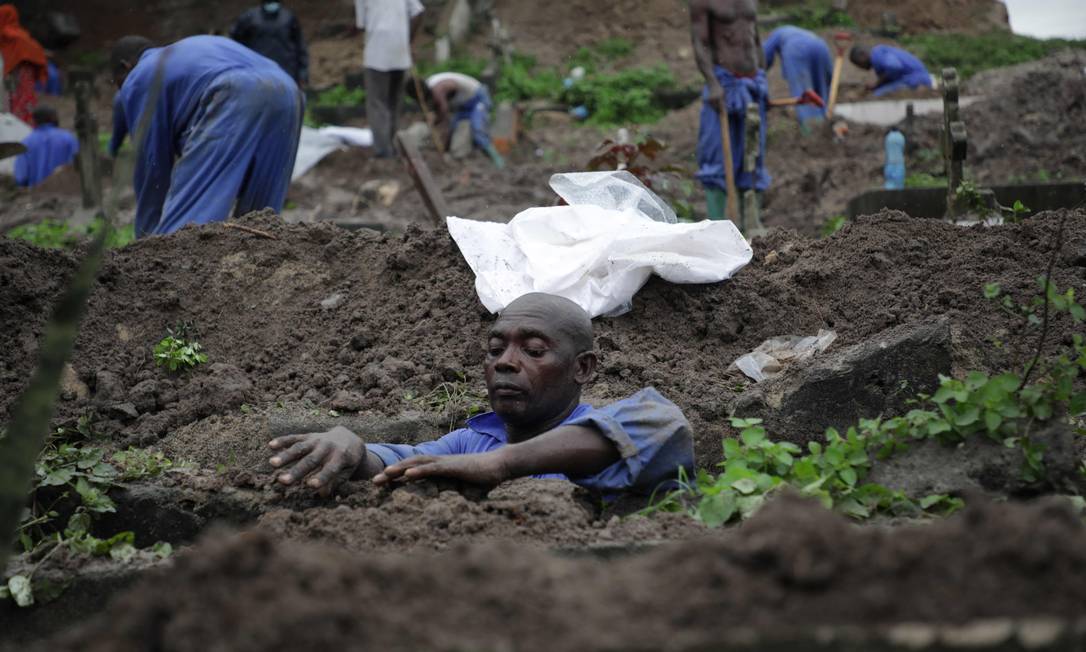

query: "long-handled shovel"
xmin=826 ymin=32 xmax=853 ymax=119
xmin=717 ymin=107 xmax=740 ymax=226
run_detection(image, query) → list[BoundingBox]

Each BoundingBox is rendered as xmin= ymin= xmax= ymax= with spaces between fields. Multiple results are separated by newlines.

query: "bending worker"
xmin=690 ymin=0 xmax=770 ymax=225
xmin=229 ymin=1 xmax=309 ymax=86
xmin=14 ymin=105 xmax=78 ymax=187
xmin=268 ymin=293 xmax=694 ymax=495
xmin=849 ymin=44 xmax=933 ymax=97
xmin=763 ymin=25 xmax=832 ymax=129
xmin=109 ymin=35 xmax=303 ymax=238
xmin=411 ymin=71 xmax=505 ymax=168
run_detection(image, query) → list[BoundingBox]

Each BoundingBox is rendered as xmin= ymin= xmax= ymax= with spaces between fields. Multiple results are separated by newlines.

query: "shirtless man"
xmin=689 ymin=0 xmax=769 ymax=227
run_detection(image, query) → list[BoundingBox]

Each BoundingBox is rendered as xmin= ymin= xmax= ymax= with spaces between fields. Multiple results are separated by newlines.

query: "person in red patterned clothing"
xmin=0 ymin=4 xmax=48 ymax=124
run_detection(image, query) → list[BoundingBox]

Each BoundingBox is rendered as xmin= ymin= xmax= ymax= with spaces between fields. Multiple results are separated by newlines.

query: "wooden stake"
xmin=396 ymin=131 xmax=450 ymax=227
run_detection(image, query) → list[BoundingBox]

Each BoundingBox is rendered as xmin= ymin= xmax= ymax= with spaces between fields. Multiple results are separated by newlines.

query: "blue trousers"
xmin=874 ymin=72 xmax=933 ymax=97
xmin=143 ymin=69 xmax=303 ymax=236
xmin=696 ymin=67 xmax=770 ymax=192
xmin=451 ymin=87 xmax=493 ymax=151
xmin=779 ymin=41 xmax=833 ymax=123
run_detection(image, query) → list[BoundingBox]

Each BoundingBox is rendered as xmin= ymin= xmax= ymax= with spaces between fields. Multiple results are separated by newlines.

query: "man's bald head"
xmin=485 ymin=293 xmax=597 ymax=437
xmin=496 ymin=293 xmax=594 ymax=355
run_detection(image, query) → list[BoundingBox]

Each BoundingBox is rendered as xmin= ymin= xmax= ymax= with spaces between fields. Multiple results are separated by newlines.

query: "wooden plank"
xmin=395 ymin=132 xmax=450 ymax=227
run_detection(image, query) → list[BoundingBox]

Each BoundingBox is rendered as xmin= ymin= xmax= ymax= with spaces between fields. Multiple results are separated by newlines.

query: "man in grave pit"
xmin=268 ymin=293 xmax=695 ymax=495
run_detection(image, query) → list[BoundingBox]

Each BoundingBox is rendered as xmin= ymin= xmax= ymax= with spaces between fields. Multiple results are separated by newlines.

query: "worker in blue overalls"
xmin=109 ymin=35 xmax=303 ymax=238
xmin=763 ymin=26 xmax=832 ymax=130
xmin=850 ymin=44 xmax=933 ymax=97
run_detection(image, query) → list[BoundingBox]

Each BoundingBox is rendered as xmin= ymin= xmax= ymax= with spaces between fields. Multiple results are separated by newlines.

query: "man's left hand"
xmin=372 ymin=452 xmax=510 ymax=487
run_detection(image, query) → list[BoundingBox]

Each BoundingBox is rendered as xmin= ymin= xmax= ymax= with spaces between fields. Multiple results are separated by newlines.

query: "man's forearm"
xmin=497 ymin=425 xmax=620 ymax=480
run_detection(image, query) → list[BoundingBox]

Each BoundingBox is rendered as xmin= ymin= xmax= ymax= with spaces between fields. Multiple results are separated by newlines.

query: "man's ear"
xmin=573 ymin=351 xmax=598 ymax=385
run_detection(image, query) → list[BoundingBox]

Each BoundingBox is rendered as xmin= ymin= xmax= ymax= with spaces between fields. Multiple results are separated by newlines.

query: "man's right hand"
xmin=707 ymin=84 xmax=726 ymax=115
xmin=268 ymin=426 xmax=366 ymax=495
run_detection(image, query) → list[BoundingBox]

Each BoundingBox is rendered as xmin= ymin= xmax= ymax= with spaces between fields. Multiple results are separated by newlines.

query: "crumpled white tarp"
xmin=447 ymin=171 xmax=754 ymax=318
xmin=291 ymin=125 xmax=374 ymax=181
xmin=733 ymin=329 xmax=838 ymax=383
xmin=0 ymin=112 xmax=31 ymax=177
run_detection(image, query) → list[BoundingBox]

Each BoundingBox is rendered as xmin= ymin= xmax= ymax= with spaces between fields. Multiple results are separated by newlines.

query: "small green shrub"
xmin=820 ymin=215 xmax=847 ymax=237
xmin=315 ymin=84 xmax=365 ymax=106
xmin=153 ymin=335 xmax=208 ymax=372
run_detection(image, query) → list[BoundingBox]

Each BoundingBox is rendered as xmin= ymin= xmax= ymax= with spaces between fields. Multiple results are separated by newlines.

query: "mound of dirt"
xmin=258 ymin=477 xmax=709 ymax=551
xmin=2 ymin=209 xmax=1084 ymax=471
xmin=40 ymin=494 xmax=1086 ymax=652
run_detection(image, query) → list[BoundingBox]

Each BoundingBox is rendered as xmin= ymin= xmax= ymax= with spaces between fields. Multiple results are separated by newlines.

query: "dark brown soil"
xmin=2 ymin=209 xmax=1085 ymax=473
xmin=38 ymin=493 xmax=1086 ymax=652
xmin=258 ymin=477 xmax=710 ymax=551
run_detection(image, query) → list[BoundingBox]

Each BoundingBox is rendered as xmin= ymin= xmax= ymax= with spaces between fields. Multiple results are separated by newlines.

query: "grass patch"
xmin=418 ymin=47 xmax=678 ymax=126
xmin=781 ymin=1 xmax=856 ymax=30
xmin=900 ymin=32 xmax=1086 ymax=80
xmin=8 ymin=218 xmax=136 ymax=250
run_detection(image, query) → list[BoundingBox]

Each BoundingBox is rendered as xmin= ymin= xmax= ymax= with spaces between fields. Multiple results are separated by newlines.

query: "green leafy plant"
xmin=4 ymin=434 xmax=181 ymax=607
xmin=820 ymin=215 xmax=847 ymax=237
xmin=565 ymin=64 xmax=677 ymax=126
xmin=153 ymin=323 xmax=208 ymax=372
xmin=648 ymin=417 xmax=962 ymax=526
xmin=1003 ymin=200 xmax=1031 ymax=224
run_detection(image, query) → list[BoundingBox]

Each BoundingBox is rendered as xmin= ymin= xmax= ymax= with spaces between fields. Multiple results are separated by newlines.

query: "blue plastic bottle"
xmin=884 ymin=129 xmax=906 ymax=190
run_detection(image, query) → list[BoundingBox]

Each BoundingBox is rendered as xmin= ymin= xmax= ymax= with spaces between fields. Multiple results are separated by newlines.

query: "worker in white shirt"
xmin=411 ymin=71 xmax=505 ymax=169
xmin=354 ymin=0 xmax=424 ymax=158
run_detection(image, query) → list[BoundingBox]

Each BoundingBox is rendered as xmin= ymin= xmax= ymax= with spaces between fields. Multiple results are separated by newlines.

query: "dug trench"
xmin=2 ymin=209 xmax=1086 ymax=647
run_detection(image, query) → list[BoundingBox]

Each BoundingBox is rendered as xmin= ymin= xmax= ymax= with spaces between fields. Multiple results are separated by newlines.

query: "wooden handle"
xmin=718 ymin=110 xmax=740 ymax=225
xmin=827 ymin=56 xmax=845 ymax=118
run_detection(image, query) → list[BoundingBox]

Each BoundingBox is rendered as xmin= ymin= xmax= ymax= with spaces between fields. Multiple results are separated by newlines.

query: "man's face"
xmin=483 ymin=314 xmax=588 ymax=429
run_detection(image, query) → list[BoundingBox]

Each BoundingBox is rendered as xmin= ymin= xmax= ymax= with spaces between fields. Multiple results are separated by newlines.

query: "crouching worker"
xmin=14 ymin=105 xmax=78 ymax=187
xmin=109 ymin=35 xmax=304 ymax=238
xmin=268 ymin=293 xmax=694 ymax=495
xmin=849 ymin=45 xmax=933 ymax=97
xmin=409 ymin=71 xmax=505 ymax=169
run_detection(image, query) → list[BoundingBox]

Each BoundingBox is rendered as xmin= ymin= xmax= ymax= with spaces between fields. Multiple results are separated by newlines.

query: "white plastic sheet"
xmin=447 ymin=171 xmax=753 ymax=318
xmin=733 ymin=330 xmax=838 ymax=383
xmin=0 ymin=112 xmax=31 ymax=177
xmin=291 ymin=125 xmax=374 ymax=181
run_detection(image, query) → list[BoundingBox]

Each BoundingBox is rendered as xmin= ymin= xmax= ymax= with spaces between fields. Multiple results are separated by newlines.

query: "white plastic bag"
xmin=447 ymin=171 xmax=753 ymax=318
xmin=733 ymin=330 xmax=838 ymax=383
xmin=0 ymin=112 xmax=31 ymax=177
xmin=291 ymin=126 xmax=374 ymax=181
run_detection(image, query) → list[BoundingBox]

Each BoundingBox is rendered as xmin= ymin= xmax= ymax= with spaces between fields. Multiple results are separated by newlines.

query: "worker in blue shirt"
xmin=268 ymin=293 xmax=695 ymax=496
xmin=14 ymin=105 xmax=78 ymax=187
xmin=850 ymin=44 xmax=933 ymax=97
xmin=109 ymin=35 xmax=303 ymax=238
xmin=763 ymin=26 xmax=832 ymax=128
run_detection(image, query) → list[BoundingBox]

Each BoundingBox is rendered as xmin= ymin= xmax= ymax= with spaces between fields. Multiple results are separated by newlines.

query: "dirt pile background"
xmin=38 ymin=494 xmax=1086 ymax=652
xmin=2 ymin=209 xmax=1084 ymax=472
